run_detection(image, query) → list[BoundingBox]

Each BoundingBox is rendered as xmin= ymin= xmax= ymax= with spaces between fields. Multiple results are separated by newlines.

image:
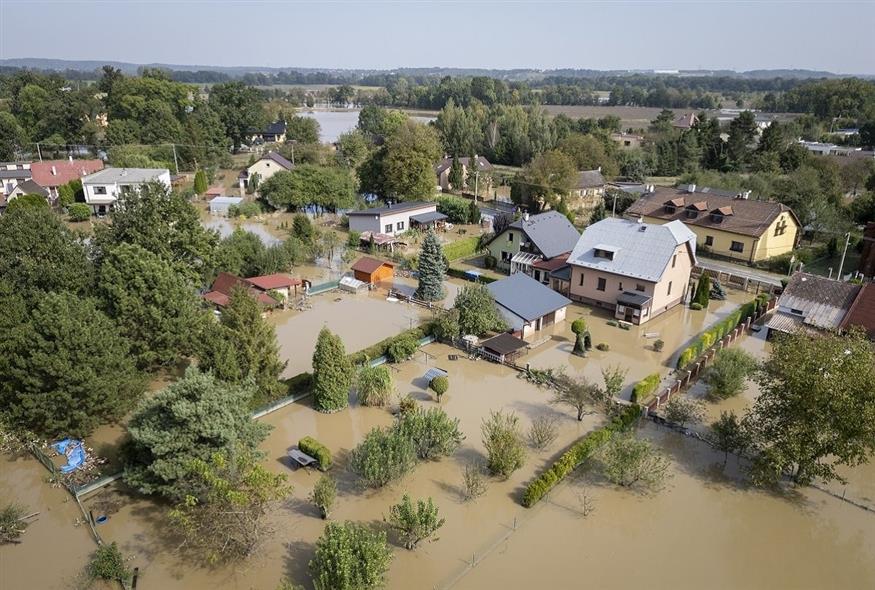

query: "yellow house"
xmin=625 ymin=185 xmax=800 ymax=264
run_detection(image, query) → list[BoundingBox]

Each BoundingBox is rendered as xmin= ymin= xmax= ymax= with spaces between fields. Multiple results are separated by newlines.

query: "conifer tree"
xmin=448 ymin=156 xmax=464 ymax=192
xmin=416 ymin=230 xmax=446 ymax=301
xmin=193 ymin=169 xmax=208 ymax=195
xmin=312 ymin=327 xmax=352 ymax=412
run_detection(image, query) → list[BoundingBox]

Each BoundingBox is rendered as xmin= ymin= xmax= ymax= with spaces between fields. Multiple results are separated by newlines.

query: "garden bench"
xmin=288 ymin=449 xmax=317 ymax=468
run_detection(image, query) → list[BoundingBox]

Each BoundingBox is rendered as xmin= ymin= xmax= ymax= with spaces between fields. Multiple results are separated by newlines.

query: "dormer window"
xmin=685 ymin=201 xmax=708 ymax=219
xmin=710 ymin=212 xmax=723 ymax=223
xmin=593 ymin=244 xmax=618 ymax=261
xmin=664 ymin=198 xmax=684 ymax=214
xmin=710 ymin=206 xmax=733 ymax=224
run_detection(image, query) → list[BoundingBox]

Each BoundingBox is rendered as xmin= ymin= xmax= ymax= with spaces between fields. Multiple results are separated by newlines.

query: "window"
xmin=508 ymin=232 xmax=514 ymax=242
xmin=597 ymin=277 xmax=606 ymax=292
xmin=595 ymin=248 xmax=614 ymax=260
xmin=686 ymin=209 xmax=698 ymax=219
xmin=664 ymin=204 xmax=677 ymax=214
xmin=501 ymin=251 xmax=512 ymax=262
xmin=705 ymin=235 xmax=714 ymax=247
xmin=94 ymin=186 xmax=107 ymax=195
xmin=579 ymin=273 xmax=584 ymax=287
xmin=635 ymin=283 xmax=645 ymax=292
xmin=672 ymin=254 xmax=677 ymax=268
xmin=618 ymin=282 xmax=623 ymax=291
xmin=730 ymin=241 xmax=744 ymax=253
xmin=385 ymin=223 xmax=393 ymax=233
xmin=667 ymin=281 xmax=673 ymax=296
xmin=710 ymin=213 xmax=724 ymax=223
xmin=775 ymin=218 xmax=788 ymax=236
xmin=396 ymin=221 xmax=405 ymax=231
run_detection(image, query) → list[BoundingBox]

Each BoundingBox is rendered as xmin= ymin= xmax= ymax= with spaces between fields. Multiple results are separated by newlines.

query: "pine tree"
xmin=693 ymin=274 xmax=711 ymax=308
xmin=193 ymin=169 xmax=208 ymax=195
xmin=416 ymin=230 xmax=446 ymax=301
xmin=467 ymin=198 xmax=480 ymax=224
xmin=312 ymin=327 xmax=352 ymax=412
xmin=448 ymin=156 xmax=464 ymax=192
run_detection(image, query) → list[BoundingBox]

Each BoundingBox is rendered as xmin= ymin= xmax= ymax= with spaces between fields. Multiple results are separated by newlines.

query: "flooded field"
xmin=299 ymin=109 xmax=435 ymax=143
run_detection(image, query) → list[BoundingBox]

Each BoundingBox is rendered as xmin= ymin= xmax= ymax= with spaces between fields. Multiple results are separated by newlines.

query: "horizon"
xmin=2 ymin=1 xmax=874 ymax=75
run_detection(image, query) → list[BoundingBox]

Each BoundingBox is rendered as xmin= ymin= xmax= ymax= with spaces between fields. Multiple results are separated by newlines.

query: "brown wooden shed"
xmin=351 ymin=257 xmax=395 ymax=285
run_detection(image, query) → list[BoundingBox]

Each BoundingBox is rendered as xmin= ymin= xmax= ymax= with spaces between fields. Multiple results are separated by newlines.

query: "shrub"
xmin=299 ymin=436 xmax=332 ymax=471
xmin=596 ymin=343 xmax=610 ymax=351
xmin=347 ymin=231 xmax=361 ymax=248
xmin=462 ymin=463 xmax=488 ymax=501
xmin=436 ymin=195 xmax=474 ymax=223
xmin=311 ymin=474 xmax=337 ymax=519
xmin=397 ymin=394 xmax=417 ymax=415
xmin=527 ymin=414 xmax=559 ymax=451
xmin=67 ymin=202 xmax=91 ymax=221
xmin=664 ymin=397 xmax=706 ymax=427
xmin=394 ymin=407 xmax=463 ymax=460
xmin=387 ymin=494 xmax=445 ymax=550
xmin=599 ymin=433 xmax=671 ymax=491
xmin=347 ymin=323 xmax=434 ymax=365
xmin=428 ymin=376 xmax=449 ymax=402
xmin=619 ymin=322 xmax=631 ymax=331
xmin=653 ymin=339 xmax=665 ymax=352
xmin=387 ymin=334 xmax=418 ymax=362
xmin=631 ymin=373 xmax=660 ymax=404
xmin=690 ymin=302 xmax=703 ymax=311
xmin=606 ymin=320 xmax=618 ymax=327
xmin=481 ymin=410 xmax=526 ymax=479
xmin=0 ymin=503 xmax=30 ymax=544
xmin=703 ymin=348 xmax=757 ymax=400
xmin=237 ymin=201 xmax=262 ymax=218
xmin=484 ymin=254 xmax=497 ymax=269
xmin=433 ymin=310 xmax=461 ymax=342
xmin=87 ymin=542 xmax=131 ymax=583
xmin=357 ymin=365 xmax=393 ymax=407
xmin=571 ymin=318 xmax=587 ymax=335
xmin=349 ymin=427 xmax=416 ymax=488
xmin=309 ymin=522 xmax=392 ymax=590
xmin=522 ymin=404 xmax=640 ymax=507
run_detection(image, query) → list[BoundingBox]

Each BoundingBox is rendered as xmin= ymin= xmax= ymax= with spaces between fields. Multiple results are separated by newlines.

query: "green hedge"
xmin=676 ymin=294 xmax=772 ymax=370
xmin=285 ymin=372 xmax=313 ymax=397
xmin=631 ymin=373 xmax=660 ymax=404
xmin=446 ymin=267 xmax=497 ymax=283
xmin=299 ymin=436 xmax=332 ymax=470
xmin=521 ymin=405 xmax=641 ymax=507
xmin=347 ymin=322 xmax=435 ymax=365
xmin=443 ymin=236 xmax=480 ymax=261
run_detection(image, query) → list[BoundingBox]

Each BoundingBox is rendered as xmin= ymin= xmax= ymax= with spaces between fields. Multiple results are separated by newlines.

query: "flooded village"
xmin=2 ymin=27 xmax=875 ymax=590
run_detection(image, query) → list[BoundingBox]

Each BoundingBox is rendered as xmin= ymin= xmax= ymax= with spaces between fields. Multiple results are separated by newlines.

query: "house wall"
xmin=247 ymin=158 xmax=288 ymax=185
xmin=752 ymin=212 xmax=799 ymax=262
xmin=349 ymin=205 xmax=437 ymax=237
xmin=486 ymin=228 xmax=524 ymax=271
xmin=83 ymin=171 xmax=171 ymax=214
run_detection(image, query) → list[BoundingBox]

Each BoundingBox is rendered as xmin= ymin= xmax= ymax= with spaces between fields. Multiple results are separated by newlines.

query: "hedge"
xmin=347 ymin=321 xmax=436 ymax=365
xmin=299 ymin=436 xmax=332 ymax=470
xmin=443 ymin=236 xmax=480 ymax=261
xmin=521 ymin=405 xmax=641 ymax=507
xmin=631 ymin=373 xmax=660 ymax=404
xmin=285 ymin=372 xmax=313 ymax=397
xmin=446 ymin=267 xmax=497 ymax=283
xmin=676 ymin=293 xmax=772 ymax=370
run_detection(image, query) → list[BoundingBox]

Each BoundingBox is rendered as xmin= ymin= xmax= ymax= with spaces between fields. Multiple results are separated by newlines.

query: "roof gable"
xmin=506 ymin=211 xmax=581 ymax=259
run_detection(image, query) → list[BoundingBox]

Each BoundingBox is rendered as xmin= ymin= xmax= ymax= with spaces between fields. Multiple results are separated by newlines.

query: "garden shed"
xmin=351 ymin=257 xmax=395 ymax=285
xmin=479 ymin=333 xmax=529 ymax=363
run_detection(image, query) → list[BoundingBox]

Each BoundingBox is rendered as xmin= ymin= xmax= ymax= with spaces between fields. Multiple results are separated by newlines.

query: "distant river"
xmin=299 ymin=109 xmax=435 ymax=143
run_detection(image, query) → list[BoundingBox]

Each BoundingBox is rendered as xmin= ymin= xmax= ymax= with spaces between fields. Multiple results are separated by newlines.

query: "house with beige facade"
xmin=238 ymin=151 xmax=293 ymax=191
xmin=624 ymin=184 xmax=800 ymax=263
xmin=435 ymin=155 xmax=493 ymax=193
xmin=565 ymin=217 xmax=697 ymax=325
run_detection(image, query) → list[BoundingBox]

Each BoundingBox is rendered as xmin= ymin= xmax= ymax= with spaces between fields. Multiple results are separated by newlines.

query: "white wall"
xmin=348 ymin=204 xmax=437 ymax=236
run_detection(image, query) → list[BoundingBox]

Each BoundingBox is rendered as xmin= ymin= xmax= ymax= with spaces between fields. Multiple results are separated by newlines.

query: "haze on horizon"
xmin=1 ymin=0 xmax=874 ymax=75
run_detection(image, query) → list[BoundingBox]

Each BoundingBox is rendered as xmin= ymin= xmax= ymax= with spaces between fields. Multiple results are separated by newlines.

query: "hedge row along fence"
xmin=299 ymin=436 xmax=332 ymax=470
xmin=446 ymin=267 xmax=498 ymax=283
xmin=521 ymin=404 xmax=642 ymax=508
xmin=676 ymin=293 xmax=772 ymax=370
xmin=443 ymin=236 xmax=481 ymax=261
xmin=347 ymin=321 xmax=436 ymax=365
xmin=630 ymin=373 xmax=660 ymax=405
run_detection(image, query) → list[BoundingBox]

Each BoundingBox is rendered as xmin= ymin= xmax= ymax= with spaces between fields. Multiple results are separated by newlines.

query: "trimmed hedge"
xmin=676 ymin=293 xmax=772 ymax=370
xmin=521 ymin=405 xmax=641 ymax=507
xmin=446 ymin=267 xmax=497 ymax=283
xmin=631 ymin=373 xmax=660 ymax=404
xmin=347 ymin=322 xmax=435 ymax=365
xmin=285 ymin=372 xmax=313 ymax=397
xmin=443 ymin=236 xmax=481 ymax=261
xmin=299 ymin=436 xmax=332 ymax=471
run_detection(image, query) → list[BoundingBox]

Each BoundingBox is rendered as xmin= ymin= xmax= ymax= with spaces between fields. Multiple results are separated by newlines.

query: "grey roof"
xmin=0 ymin=169 xmax=31 ymax=180
xmin=410 ymin=211 xmax=448 ymax=224
xmin=778 ymin=272 xmax=860 ymax=330
xmin=82 ymin=167 xmax=169 ymax=184
xmin=435 ymin=156 xmax=493 ymax=174
xmin=568 ymin=218 xmax=696 ymax=283
xmin=262 ymin=151 xmax=293 ymax=170
xmin=210 ymin=196 xmax=243 ymax=205
xmin=347 ymin=201 xmax=435 ymax=217
xmin=617 ymin=291 xmax=652 ymax=308
xmin=505 ymin=211 xmax=580 ymax=259
xmin=575 ymin=169 xmax=605 ymax=189
xmin=12 ymin=179 xmax=48 ymax=197
xmin=487 ymin=272 xmax=571 ymax=323
xmin=551 ymin=265 xmax=572 ymax=281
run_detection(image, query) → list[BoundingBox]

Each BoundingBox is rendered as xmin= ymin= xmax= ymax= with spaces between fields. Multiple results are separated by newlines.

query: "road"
xmin=695 ymin=256 xmax=785 ymax=287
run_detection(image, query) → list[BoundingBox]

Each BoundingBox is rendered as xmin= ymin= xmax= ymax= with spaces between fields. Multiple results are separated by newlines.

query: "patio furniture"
xmin=288 ymin=449 xmax=317 ymax=468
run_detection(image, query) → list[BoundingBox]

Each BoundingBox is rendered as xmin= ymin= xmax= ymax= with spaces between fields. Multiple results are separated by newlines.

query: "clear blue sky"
xmin=2 ymin=1 xmax=873 ymax=74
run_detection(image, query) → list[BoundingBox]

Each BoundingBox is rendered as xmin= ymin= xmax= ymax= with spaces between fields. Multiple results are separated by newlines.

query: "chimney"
xmin=51 ymin=165 xmax=57 ymax=176
xmin=638 ymin=216 xmax=644 ymax=224
xmin=688 ymin=184 xmax=696 ymax=193
xmin=523 ymin=212 xmax=530 ymax=221
xmin=743 ymin=190 xmax=751 ymax=200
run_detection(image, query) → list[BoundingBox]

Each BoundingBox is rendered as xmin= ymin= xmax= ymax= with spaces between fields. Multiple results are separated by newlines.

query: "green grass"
xmin=443 ymin=236 xmax=480 ymax=261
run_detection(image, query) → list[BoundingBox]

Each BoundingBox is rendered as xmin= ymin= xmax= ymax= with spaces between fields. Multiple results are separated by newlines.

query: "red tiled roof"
xmin=841 ymin=283 xmax=875 ymax=340
xmin=205 ymin=272 xmax=279 ymax=308
xmin=245 ymin=274 xmax=302 ymax=290
xmin=30 ymin=160 xmax=103 ymax=188
xmin=351 ymin=257 xmax=393 ymax=274
xmin=532 ymin=253 xmax=570 ymax=271
xmin=205 ymin=186 xmax=223 ymax=196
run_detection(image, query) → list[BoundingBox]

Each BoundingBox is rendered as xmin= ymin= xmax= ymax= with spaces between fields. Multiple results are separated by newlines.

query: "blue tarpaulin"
xmin=53 ymin=439 xmax=86 ymax=473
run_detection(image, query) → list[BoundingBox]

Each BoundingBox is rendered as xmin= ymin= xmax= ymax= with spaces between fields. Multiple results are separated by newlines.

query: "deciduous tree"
xmin=481 ymin=410 xmax=526 ymax=478
xmin=453 ymin=283 xmax=506 ymax=336
xmin=387 ymin=494 xmax=445 ymax=550
xmin=599 ymin=434 xmax=671 ymax=492
xmin=703 ymin=348 xmax=757 ymax=400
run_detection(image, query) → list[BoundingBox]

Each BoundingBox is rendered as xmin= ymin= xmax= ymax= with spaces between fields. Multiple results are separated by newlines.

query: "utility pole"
xmin=836 ymin=232 xmax=851 ymax=281
xmin=474 ymin=170 xmax=479 ymax=203
xmin=36 ymin=143 xmax=43 ymax=162
xmin=611 ymin=191 xmax=618 ymax=217
xmin=171 ymin=144 xmax=179 ymax=174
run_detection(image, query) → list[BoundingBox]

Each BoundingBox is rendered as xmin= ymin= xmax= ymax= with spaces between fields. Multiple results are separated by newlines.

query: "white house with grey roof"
xmin=81 ymin=167 xmax=171 ymax=215
xmin=488 ymin=272 xmax=571 ymax=339
xmin=347 ymin=201 xmax=441 ymax=237
xmin=485 ymin=211 xmax=581 ymax=281
xmin=566 ymin=217 xmax=696 ymax=325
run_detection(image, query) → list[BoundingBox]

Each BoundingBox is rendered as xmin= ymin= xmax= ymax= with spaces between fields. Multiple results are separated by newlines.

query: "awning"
xmin=617 ymin=291 xmax=652 ymax=309
xmin=765 ymin=311 xmax=807 ymax=334
xmin=410 ymin=211 xmax=448 ymax=224
xmin=510 ymin=252 xmax=542 ymax=267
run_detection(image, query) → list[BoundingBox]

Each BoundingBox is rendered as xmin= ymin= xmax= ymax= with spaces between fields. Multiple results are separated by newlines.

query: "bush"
xmin=522 ymin=405 xmax=640 ymax=507
xmin=0 ymin=503 xmax=30 ymax=544
xmin=599 ymin=433 xmax=671 ymax=491
xmin=653 ymin=339 xmax=665 ymax=352
xmin=676 ymin=297 xmax=765 ymax=370
xmin=349 ymin=427 xmax=416 ymax=488
xmin=631 ymin=373 xmax=660 ymax=404
xmin=596 ymin=343 xmax=610 ymax=351
xmin=67 ymin=202 xmax=91 ymax=221
xmin=87 ymin=542 xmax=131 ymax=583
xmin=394 ymin=407 xmax=463 ymax=460
xmin=357 ymin=365 xmax=393 ymax=407
xmin=309 ymin=522 xmax=392 ymax=590
xmin=484 ymin=254 xmax=497 ymax=269
xmin=387 ymin=334 xmax=418 ymax=362
xmin=664 ymin=397 xmax=706 ymax=427
xmin=387 ymin=494 xmax=445 ymax=550
xmin=703 ymin=348 xmax=757 ymax=400
xmin=347 ymin=231 xmax=361 ymax=248
xmin=311 ymin=474 xmax=337 ymax=519
xmin=690 ymin=302 xmax=703 ymax=311
xmin=348 ymin=323 xmax=434 ymax=365
xmin=428 ymin=376 xmax=449 ymax=402
xmin=237 ymin=201 xmax=263 ymax=218
xmin=436 ymin=195 xmax=474 ymax=223
xmin=443 ymin=236 xmax=480 ymax=261
xmin=527 ymin=414 xmax=559 ymax=451
xmin=462 ymin=463 xmax=488 ymax=501
xmin=481 ymin=410 xmax=526 ymax=479
xmin=398 ymin=394 xmax=417 ymax=415
xmin=606 ymin=320 xmax=618 ymax=327
xmin=299 ymin=436 xmax=332 ymax=471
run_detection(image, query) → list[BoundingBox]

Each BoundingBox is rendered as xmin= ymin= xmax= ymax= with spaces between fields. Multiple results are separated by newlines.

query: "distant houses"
xmin=203 ymin=272 xmax=305 ymax=310
xmin=624 ymin=184 xmax=800 ymax=263
xmin=484 ymin=211 xmax=580 ymax=280
xmin=81 ymin=167 xmax=172 ymax=215
xmin=238 ymin=151 xmax=293 ymax=191
xmin=31 ymin=159 xmax=104 ymax=201
xmin=568 ymin=168 xmax=606 ymax=206
xmin=435 ymin=155 xmax=493 ymax=193
xmin=565 ymin=217 xmax=697 ymax=325
xmin=248 ymin=120 xmax=287 ymax=144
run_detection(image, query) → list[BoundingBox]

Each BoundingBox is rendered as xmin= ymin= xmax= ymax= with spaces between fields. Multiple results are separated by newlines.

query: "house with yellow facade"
xmin=624 ymin=184 xmax=800 ymax=264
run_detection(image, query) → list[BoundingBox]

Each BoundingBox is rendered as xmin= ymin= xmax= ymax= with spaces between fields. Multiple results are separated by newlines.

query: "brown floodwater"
xmin=68 ymin=341 xmax=875 ymax=590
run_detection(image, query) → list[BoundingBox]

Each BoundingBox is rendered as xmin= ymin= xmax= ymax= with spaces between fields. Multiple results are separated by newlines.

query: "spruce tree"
xmin=312 ymin=327 xmax=352 ymax=412
xmin=416 ymin=230 xmax=446 ymax=301
xmin=448 ymin=156 xmax=464 ymax=192
xmin=193 ymin=169 xmax=208 ymax=195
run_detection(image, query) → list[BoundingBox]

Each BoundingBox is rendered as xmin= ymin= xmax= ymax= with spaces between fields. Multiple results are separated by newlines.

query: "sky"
xmin=1 ymin=0 xmax=874 ymax=74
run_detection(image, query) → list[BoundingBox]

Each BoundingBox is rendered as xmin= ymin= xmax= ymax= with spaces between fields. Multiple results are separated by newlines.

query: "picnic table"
xmin=287 ymin=449 xmax=317 ymax=468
